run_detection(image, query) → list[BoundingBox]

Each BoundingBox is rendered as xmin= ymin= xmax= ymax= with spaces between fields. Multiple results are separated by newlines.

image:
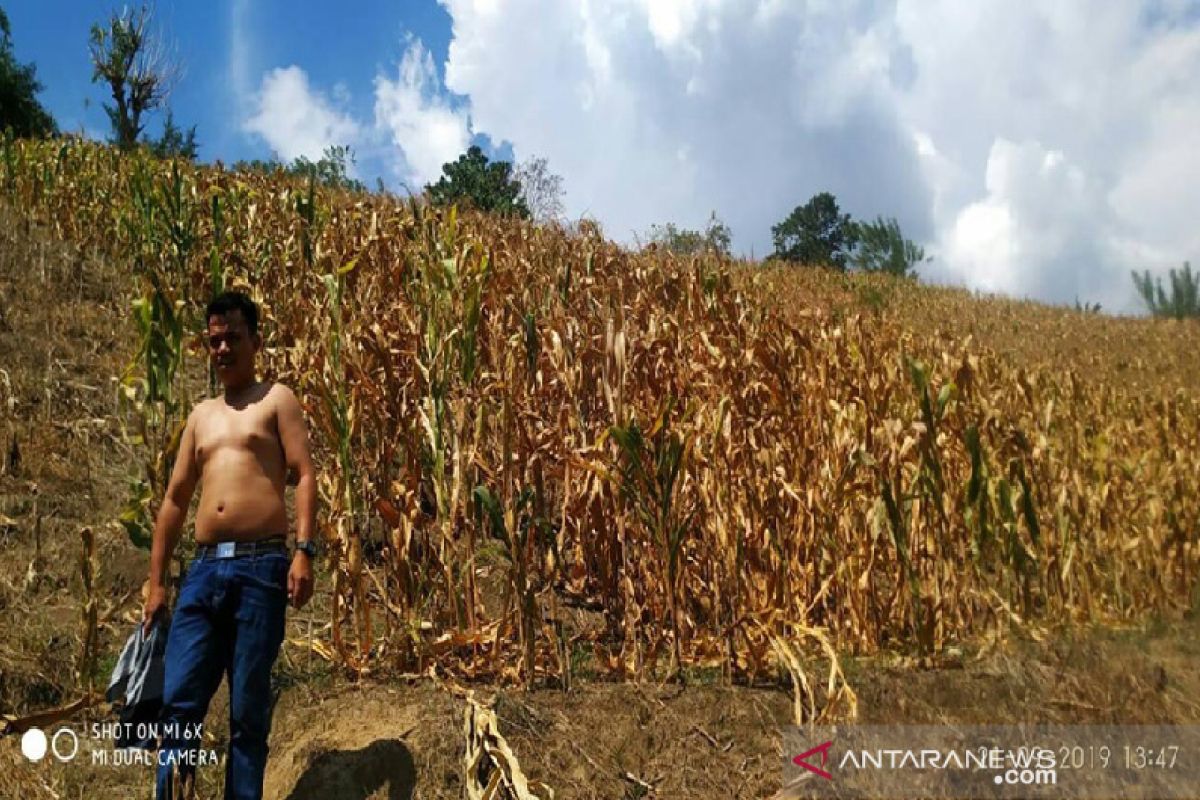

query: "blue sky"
xmin=5 ymin=0 xmax=480 ymax=183
xmin=6 ymin=1 xmax=1200 ymax=312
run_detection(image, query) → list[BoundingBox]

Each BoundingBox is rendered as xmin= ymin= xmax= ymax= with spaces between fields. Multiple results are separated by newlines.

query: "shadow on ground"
xmin=283 ymin=738 xmax=415 ymax=800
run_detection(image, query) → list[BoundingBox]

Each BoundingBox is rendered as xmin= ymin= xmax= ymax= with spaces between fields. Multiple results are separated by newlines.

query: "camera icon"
xmin=20 ymin=727 xmax=79 ymax=763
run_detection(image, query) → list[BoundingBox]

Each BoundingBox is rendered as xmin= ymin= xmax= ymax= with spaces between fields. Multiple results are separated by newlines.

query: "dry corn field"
xmin=3 ymin=137 xmax=1198 ymax=708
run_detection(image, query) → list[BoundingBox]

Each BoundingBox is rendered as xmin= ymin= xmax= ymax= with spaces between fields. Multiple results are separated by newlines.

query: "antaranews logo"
xmin=792 ymin=740 xmax=834 ymax=780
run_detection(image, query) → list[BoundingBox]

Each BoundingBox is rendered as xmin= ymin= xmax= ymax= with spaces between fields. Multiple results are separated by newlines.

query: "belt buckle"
xmin=215 ymin=542 xmax=237 ymax=559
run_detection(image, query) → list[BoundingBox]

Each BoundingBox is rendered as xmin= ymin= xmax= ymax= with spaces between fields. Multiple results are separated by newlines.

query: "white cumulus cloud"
xmin=431 ymin=0 xmax=1200 ymax=310
xmin=937 ymin=139 xmax=1117 ymax=304
xmin=230 ymin=0 xmax=1200 ymax=311
xmin=373 ymin=40 xmax=473 ymax=189
xmin=895 ymin=1 xmax=1200 ymax=310
xmin=440 ymin=0 xmax=932 ymax=257
xmin=243 ymin=66 xmax=361 ymax=163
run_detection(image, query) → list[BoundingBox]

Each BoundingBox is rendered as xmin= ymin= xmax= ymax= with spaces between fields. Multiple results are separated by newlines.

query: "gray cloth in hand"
xmin=106 ymin=619 xmax=168 ymax=708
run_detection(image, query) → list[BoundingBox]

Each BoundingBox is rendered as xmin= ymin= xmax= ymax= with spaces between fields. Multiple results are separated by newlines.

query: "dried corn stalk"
xmin=1 ymin=136 xmax=1197 ymax=685
xmin=463 ymin=694 xmax=554 ymax=800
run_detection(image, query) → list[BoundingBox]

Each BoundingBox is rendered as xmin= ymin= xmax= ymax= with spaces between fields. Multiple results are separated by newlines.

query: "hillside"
xmin=748 ymin=265 xmax=1200 ymax=394
xmin=1 ymin=139 xmax=1198 ymax=799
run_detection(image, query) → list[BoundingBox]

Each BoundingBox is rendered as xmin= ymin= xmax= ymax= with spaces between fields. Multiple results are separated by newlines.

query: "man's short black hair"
xmin=206 ymin=291 xmax=259 ymax=336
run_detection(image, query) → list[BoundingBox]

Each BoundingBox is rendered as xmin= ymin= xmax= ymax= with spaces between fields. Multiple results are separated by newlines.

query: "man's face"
xmin=206 ymin=310 xmax=259 ymax=386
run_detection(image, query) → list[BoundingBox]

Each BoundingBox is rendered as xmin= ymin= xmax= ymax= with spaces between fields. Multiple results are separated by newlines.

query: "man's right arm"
xmin=143 ymin=409 xmax=201 ymax=634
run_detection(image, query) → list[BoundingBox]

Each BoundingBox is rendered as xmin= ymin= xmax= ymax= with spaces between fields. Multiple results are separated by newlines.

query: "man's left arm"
xmin=277 ymin=384 xmax=316 ymax=609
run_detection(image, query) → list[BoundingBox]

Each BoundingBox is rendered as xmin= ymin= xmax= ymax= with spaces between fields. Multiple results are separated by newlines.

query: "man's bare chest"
xmin=194 ymin=405 xmax=282 ymax=465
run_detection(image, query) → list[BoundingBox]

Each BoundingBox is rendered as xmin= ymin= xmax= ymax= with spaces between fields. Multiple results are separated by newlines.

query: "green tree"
xmin=426 ymin=145 xmax=529 ymax=218
xmin=850 ymin=216 xmax=927 ymax=277
xmin=0 ymin=6 xmax=57 ymax=137
xmin=1132 ymin=262 xmax=1200 ymax=319
xmin=234 ymin=145 xmax=366 ymax=192
xmin=146 ymin=109 xmax=197 ymax=160
xmin=646 ymin=222 xmax=703 ymax=255
xmin=770 ymin=191 xmax=858 ymax=269
xmin=89 ymin=4 xmax=177 ymax=149
xmin=646 ymin=211 xmax=732 ymax=257
xmin=701 ymin=211 xmax=732 ymax=256
xmin=288 ymin=145 xmax=366 ymax=192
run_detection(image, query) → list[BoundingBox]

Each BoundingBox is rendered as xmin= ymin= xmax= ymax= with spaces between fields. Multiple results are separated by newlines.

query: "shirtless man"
xmin=142 ymin=291 xmax=316 ymax=800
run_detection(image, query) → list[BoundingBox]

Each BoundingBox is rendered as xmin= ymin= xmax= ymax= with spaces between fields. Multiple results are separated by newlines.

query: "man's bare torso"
xmin=191 ymin=382 xmax=290 ymax=543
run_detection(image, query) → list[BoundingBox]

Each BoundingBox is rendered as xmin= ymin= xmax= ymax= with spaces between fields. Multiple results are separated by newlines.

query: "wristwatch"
xmin=294 ymin=540 xmax=318 ymax=559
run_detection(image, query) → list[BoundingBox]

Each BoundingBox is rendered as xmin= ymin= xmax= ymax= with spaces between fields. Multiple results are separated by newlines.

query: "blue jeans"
xmin=156 ymin=551 xmax=289 ymax=800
